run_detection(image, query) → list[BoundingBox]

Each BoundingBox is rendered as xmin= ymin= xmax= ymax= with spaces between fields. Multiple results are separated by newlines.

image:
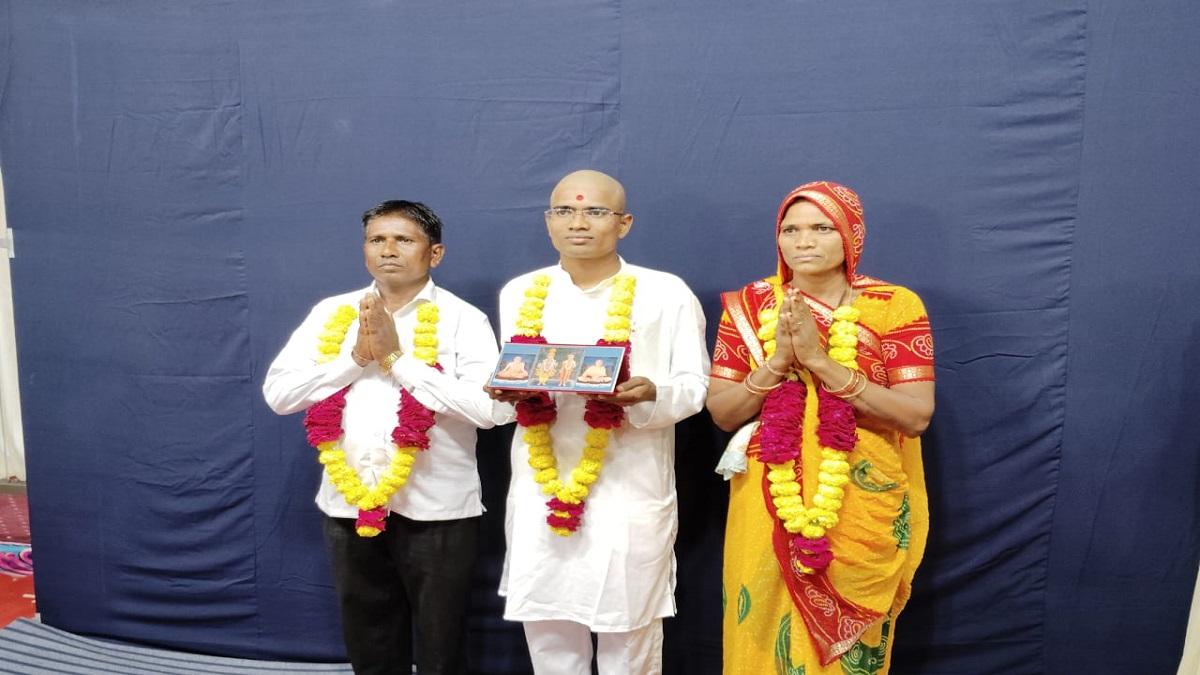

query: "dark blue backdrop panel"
xmin=2 ymin=0 xmax=1199 ymax=673
xmin=620 ymin=5 xmax=1083 ymax=670
xmin=1 ymin=0 xmax=259 ymax=654
xmin=236 ymin=0 xmax=623 ymax=663
xmin=1047 ymin=2 xmax=1200 ymax=674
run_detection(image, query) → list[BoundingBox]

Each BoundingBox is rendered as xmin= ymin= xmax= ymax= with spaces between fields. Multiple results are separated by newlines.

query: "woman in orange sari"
xmin=706 ymin=182 xmax=935 ymax=674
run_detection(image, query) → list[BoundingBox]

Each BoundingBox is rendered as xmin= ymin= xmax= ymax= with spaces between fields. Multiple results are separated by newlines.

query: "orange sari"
xmin=714 ymin=275 xmax=934 ymax=675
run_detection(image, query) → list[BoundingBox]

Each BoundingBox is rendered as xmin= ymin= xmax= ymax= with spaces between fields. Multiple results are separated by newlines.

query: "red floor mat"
xmin=0 ymin=544 xmax=34 ymax=628
xmin=0 ymin=493 xmax=30 ymax=544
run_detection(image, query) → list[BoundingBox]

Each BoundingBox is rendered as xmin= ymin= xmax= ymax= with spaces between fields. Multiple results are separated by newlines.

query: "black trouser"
xmin=322 ymin=513 xmax=479 ymax=675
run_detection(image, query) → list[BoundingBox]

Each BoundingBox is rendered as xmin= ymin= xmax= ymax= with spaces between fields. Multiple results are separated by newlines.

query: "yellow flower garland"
xmin=316 ymin=305 xmax=359 ymax=364
xmin=314 ymin=302 xmax=440 ymax=536
xmin=757 ymin=283 xmax=860 ymax=570
xmin=517 ymin=273 xmax=636 ymax=536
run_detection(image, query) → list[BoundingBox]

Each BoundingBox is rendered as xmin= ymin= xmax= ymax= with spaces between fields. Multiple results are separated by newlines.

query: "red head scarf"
xmin=775 ymin=181 xmax=866 ymax=285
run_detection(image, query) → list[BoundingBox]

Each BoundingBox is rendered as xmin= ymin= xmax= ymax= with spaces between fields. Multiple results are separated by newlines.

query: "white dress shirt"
xmin=263 ymin=280 xmax=499 ymax=521
xmin=493 ymin=259 xmax=711 ymax=631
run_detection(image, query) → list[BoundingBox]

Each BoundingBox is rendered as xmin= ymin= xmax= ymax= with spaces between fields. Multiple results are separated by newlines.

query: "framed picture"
xmin=489 ymin=342 xmax=627 ymax=394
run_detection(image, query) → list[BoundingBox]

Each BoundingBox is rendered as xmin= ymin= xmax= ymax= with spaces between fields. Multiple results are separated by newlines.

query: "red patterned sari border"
xmin=721 ymin=290 xmax=766 ymax=368
xmin=711 ymin=364 xmax=747 ymax=381
xmin=888 ymin=365 xmax=935 ymax=384
xmin=762 ymin=455 xmax=883 ymax=665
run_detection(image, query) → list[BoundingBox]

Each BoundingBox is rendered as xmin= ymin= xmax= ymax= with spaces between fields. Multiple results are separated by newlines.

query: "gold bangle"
xmin=828 ymin=370 xmax=868 ymax=400
xmin=743 ymin=370 xmax=782 ymax=396
xmin=751 ymin=368 xmax=785 ymax=390
xmin=743 ymin=377 xmax=767 ymax=396
xmin=380 ymin=350 xmax=402 ymax=374
xmin=843 ymin=371 xmax=869 ymax=399
xmin=763 ymin=360 xmax=789 ymax=378
xmin=822 ymin=367 xmax=858 ymax=396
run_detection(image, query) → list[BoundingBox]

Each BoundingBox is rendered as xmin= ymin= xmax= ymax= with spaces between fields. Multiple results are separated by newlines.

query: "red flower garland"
xmin=816 ymin=385 xmax=857 ymax=451
xmin=304 ymin=375 xmax=437 ymax=535
xmin=759 ymin=378 xmax=859 ymax=573
xmin=305 ymin=388 xmax=349 ymax=446
xmin=512 ymin=334 xmax=629 ymax=533
xmin=758 ymin=379 xmax=806 ymax=464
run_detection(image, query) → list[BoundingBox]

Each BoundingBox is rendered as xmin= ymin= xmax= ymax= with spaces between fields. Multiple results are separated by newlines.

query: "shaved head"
xmin=543 ymin=169 xmax=633 ymax=285
xmin=550 ymin=170 xmax=627 ymax=212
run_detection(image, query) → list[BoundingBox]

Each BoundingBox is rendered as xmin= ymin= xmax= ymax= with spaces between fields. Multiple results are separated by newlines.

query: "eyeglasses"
xmin=544 ymin=206 xmax=625 ymax=222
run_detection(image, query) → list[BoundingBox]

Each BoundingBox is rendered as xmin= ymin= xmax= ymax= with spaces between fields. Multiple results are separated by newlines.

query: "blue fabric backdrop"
xmin=2 ymin=1 xmax=1198 ymax=673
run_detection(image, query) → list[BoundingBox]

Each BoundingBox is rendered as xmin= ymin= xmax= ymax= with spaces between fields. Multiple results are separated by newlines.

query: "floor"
xmin=0 ymin=482 xmax=29 ymax=544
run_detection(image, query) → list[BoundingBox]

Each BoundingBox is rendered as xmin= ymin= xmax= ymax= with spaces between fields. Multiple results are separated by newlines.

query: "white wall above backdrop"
xmin=0 ymin=166 xmax=26 ymax=481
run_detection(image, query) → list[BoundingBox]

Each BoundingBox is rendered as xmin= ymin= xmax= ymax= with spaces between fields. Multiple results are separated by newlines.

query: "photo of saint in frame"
xmin=489 ymin=342 xmax=626 ymax=394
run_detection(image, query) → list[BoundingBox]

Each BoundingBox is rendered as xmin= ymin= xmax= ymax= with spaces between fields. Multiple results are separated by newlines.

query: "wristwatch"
xmin=380 ymin=350 xmax=402 ymax=374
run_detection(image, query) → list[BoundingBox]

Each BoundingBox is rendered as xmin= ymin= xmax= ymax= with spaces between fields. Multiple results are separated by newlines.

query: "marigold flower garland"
xmin=756 ymin=285 xmax=860 ymax=573
xmin=512 ymin=273 xmax=635 ymax=536
xmin=303 ymin=303 xmax=440 ymax=537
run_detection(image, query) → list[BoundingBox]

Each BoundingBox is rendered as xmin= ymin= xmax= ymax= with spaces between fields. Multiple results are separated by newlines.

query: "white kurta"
xmin=263 ymin=280 xmax=499 ymax=521
xmin=494 ymin=260 xmax=710 ymax=631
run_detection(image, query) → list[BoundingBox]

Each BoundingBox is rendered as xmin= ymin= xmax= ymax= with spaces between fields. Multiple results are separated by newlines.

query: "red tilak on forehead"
xmin=575 ymin=194 xmax=584 ymax=201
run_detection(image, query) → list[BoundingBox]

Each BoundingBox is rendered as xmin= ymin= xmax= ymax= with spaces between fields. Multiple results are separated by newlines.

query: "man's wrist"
xmin=379 ymin=350 xmax=403 ymax=374
xmin=351 ymin=350 xmax=371 ymax=367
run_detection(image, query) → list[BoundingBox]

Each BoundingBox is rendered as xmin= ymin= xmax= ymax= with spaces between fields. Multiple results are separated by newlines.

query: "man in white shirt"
xmin=264 ymin=200 xmax=498 ymax=675
xmin=487 ymin=171 xmax=710 ymax=674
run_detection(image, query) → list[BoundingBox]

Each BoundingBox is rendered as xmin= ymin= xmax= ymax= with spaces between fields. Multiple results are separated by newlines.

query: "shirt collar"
xmin=368 ymin=277 xmax=437 ymax=315
xmin=553 ymin=256 xmax=628 ymax=294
